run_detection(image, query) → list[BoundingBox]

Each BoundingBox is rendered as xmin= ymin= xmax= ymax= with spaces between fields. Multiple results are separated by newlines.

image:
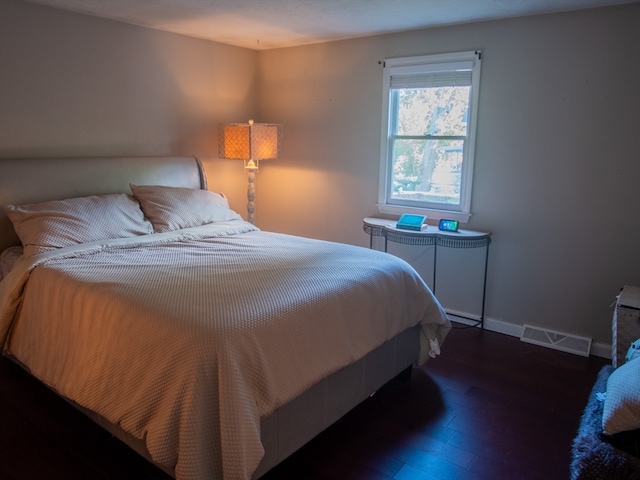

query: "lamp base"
xmin=247 ymin=170 xmax=255 ymax=224
xmin=244 ymin=158 xmax=259 ymax=172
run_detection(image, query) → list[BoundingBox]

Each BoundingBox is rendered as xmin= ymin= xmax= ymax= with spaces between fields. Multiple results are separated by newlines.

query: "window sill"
xmin=376 ymin=204 xmax=471 ymax=223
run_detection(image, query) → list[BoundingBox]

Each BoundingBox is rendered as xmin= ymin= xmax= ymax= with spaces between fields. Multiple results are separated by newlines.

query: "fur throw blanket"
xmin=571 ymin=366 xmax=640 ymax=480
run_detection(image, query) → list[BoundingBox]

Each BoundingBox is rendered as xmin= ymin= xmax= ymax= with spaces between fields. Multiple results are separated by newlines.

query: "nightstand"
xmin=363 ymin=217 xmax=491 ymax=328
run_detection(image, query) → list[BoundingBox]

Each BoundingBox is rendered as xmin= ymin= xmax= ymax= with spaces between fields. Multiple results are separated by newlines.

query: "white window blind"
xmin=389 ymin=62 xmax=474 ymax=89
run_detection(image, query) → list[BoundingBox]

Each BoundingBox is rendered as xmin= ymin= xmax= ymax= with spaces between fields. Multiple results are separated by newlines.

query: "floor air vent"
xmin=520 ymin=324 xmax=592 ymax=357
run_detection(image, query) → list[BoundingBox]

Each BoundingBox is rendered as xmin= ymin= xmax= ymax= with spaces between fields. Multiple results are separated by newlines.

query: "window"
xmin=378 ymin=51 xmax=482 ymax=222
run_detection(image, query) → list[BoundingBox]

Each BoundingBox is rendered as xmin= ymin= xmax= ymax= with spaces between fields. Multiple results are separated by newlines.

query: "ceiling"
xmin=21 ymin=0 xmax=638 ymax=50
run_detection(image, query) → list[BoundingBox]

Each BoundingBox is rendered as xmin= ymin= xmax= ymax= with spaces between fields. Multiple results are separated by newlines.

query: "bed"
xmin=0 ymin=155 xmax=450 ymax=480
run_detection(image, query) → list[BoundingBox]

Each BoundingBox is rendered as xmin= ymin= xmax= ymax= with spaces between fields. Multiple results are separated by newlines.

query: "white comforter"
xmin=0 ymin=221 xmax=450 ymax=480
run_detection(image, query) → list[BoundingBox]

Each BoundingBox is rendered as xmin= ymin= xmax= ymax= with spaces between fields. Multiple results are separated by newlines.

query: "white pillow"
xmin=603 ymin=356 xmax=640 ymax=435
xmin=130 ymin=184 xmax=242 ymax=233
xmin=4 ymin=194 xmax=153 ymax=257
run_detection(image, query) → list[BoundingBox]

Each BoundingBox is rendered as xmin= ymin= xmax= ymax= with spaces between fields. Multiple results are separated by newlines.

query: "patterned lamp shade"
xmin=218 ymin=120 xmax=283 ymax=170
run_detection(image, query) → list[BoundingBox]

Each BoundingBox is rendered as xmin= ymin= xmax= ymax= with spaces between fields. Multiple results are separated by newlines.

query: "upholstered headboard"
xmin=0 ymin=156 xmax=207 ymax=252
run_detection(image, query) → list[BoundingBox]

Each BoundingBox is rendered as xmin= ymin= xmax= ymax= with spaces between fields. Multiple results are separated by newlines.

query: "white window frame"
xmin=378 ymin=50 xmax=482 ymax=223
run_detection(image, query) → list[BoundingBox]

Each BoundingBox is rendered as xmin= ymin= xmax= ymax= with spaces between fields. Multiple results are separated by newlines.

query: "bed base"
xmin=41 ymin=324 xmax=419 ymax=478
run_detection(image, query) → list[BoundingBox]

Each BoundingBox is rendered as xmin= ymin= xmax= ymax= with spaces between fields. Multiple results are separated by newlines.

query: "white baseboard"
xmin=446 ymin=311 xmax=612 ymax=359
xmin=589 ymin=342 xmax=612 ymax=359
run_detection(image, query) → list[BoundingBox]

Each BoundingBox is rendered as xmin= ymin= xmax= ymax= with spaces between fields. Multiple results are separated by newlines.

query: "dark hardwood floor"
xmin=0 ymin=324 xmax=608 ymax=480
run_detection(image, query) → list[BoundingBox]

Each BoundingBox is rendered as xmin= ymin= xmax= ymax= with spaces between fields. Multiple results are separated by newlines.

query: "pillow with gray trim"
xmin=4 ymin=193 xmax=153 ymax=257
xmin=130 ymin=184 xmax=242 ymax=233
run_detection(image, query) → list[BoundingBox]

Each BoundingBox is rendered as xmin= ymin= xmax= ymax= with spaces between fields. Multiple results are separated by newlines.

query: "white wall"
xmin=0 ymin=0 xmax=257 ymax=200
xmin=256 ymin=4 xmax=640 ymax=346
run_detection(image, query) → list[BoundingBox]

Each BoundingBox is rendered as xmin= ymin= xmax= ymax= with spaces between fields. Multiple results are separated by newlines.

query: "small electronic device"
xmin=396 ymin=214 xmax=427 ymax=231
xmin=438 ymin=219 xmax=459 ymax=232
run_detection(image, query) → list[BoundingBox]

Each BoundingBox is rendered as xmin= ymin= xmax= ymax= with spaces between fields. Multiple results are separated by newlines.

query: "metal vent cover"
xmin=520 ymin=324 xmax=592 ymax=357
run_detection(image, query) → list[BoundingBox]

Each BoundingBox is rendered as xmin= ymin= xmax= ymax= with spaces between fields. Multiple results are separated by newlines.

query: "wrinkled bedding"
xmin=0 ymin=221 xmax=450 ymax=480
